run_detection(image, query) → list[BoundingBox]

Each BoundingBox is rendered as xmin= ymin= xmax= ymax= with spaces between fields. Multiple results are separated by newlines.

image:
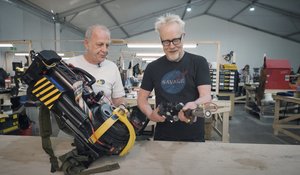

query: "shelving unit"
xmin=210 ymin=51 xmax=237 ymax=118
xmin=219 ymin=69 xmax=235 ymax=92
xmin=210 ymin=68 xmax=236 ymax=117
xmin=210 ymin=68 xmax=236 ymax=92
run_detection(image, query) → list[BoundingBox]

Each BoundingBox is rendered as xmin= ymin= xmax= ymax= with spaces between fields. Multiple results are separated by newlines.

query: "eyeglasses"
xmin=161 ymin=35 xmax=183 ymax=46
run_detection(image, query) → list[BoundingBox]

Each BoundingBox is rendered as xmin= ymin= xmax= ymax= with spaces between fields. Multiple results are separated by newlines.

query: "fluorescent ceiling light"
xmin=127 ymin=43 xmax=162 ymax=48
xmin=183 ymin=44 xmax=197 ymax=48
xmin=249 ymin=7 xmax=255 ymax=11
xmin=127 ymin=43 xmax=197 ymax=48
xmin=15 ymin=52 xmax=65 ymax=56
xmin=0 ymin=43 xmax=13 ymax=47
xmin=142 ymin=58 xmax=158 ymax=61
xmin=15 ymin=53 xmax=29 ymax=56
xmin=136 ymin=53 xmax=164 ymax=57
xmin=186 ymin=7 xmax=192 ymax=12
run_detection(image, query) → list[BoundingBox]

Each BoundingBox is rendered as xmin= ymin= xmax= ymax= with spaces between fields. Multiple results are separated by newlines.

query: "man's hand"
xmin=178 ymin=101 xmax=198 ymax=123
xmin=117 ymin=103 xmax=130 ymax=117
xmin=149 ymin=107 xmax=166 ymax=122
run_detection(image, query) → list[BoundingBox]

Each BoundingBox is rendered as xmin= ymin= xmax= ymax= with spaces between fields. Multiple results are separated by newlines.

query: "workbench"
xmin=0 ymin=88 xmax=11 ymax=98
xmin=0 ymin=89 xmax=11 ymax=111
xmin=272 ymin=95 xmax=300 ymax=141
xmin=218 ymin=92 xmax=235 ymax=117
xmin=0 ymin=89 xmax=27 ymax=134
xmin=125 ymin=96 xmax=155 ymax=107
xmin=0 ymin=135 xmax=299 ymax=175
xmin=244 ymin=84 xmax=292 ymax=120
xmin=0 ymin=88 xmax=27 ymax=113
xmin=208 ymin=100 xmax=231 ymax=142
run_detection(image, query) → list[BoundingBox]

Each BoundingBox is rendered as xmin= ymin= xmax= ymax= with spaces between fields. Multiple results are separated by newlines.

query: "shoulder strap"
xmin=39 ymin=105 xmax=120 ymax=175
xmin=39 ymin=104 xmax=60 ymax=172
xmin=79 ymin=163 xmax=120 ymax=175
xmin=59 ymin=148 xmax=120 ymax=175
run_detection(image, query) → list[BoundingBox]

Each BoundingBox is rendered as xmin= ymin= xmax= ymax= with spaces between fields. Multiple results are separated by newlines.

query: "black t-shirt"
xmin=141 ymin=52 xmax=211 ymax=141
xmin=0 ymin=68 xmax=8 ymax=88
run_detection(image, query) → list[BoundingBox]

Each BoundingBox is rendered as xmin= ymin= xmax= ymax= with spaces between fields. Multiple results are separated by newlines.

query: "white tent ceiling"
xmin=5 ymin=0 xmax=300 ymax=44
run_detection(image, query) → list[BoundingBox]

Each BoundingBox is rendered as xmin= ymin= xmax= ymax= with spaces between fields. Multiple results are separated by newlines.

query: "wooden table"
xmin=244 ymin=85 xmax=261 ymax=115
xmin=0 ymin=135 xmax=300 ymax=175
xmin=0 ymin=89 xmax=11 ymax=112
xmin=244 ymin=85 xmax=292 ymax=119
xmin=125 ymin=97 xmax=155 ymax=107
xmin=272 ymin=95 xmax=300 ymax=141
xmin=210 ymin=100 xmax=231 ymax=142
xmin=218 ymin=92 xmax=235 ymax=117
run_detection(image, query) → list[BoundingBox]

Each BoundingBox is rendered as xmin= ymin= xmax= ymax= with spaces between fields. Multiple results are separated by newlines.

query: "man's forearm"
xmin=138 ymin=100 xmax=153 ymax=119
xmin=112 ymin=97 xmax=126 ymax=107
xmin=194 ymin=94 xmax=212 ymax=105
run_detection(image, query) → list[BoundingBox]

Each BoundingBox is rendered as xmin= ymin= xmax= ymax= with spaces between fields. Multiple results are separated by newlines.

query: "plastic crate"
xmin=0 ymin=114 xmax=19 ymax=134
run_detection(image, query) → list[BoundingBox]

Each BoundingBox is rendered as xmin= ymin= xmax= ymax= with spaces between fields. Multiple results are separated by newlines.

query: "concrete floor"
xmin=227 ymin=104 xmax=300 ymax=145
xmin=25 ymin=104 xmax=300 ymax=145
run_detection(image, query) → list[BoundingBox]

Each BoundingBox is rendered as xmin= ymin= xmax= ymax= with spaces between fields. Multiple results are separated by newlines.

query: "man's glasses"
xmin=161 ymin=34 xmax=183 ymax=46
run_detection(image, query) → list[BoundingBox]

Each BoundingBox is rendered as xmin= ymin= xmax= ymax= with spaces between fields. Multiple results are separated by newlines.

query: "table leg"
xmin=222 ymin=111 xmax=230 ymax=142
xmin=273 ymin=99 xmax=280 ymax=135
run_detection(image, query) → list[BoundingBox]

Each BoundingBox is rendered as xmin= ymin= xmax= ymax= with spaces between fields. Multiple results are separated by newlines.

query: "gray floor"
xmin=26 ymin=104 xmax=300 ymax=145
xmin=227 ymin=104 xmax=300 ymax=145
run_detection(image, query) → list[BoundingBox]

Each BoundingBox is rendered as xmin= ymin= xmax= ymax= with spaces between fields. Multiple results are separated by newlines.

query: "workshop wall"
xmin=1 ymin=1 xmax=299 ymax=72
xmin=127 ymin=15 xmax=300 ymax=71
xmin=0 ymin=1 xmax=84 ymax=71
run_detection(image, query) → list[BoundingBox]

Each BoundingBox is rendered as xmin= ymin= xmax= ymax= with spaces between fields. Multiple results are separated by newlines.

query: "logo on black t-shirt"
xmin=161 ymin=70 xmax=186 ymax=94
xmin=96 ymin=79 xmax=105 ymax=85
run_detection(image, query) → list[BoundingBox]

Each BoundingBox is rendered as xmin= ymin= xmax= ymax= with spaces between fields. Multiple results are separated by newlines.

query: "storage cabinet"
xmin=210 ymin=68 xmax=236 ymax=93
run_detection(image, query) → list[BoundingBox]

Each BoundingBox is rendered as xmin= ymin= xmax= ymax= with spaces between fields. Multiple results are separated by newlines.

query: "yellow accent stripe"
xmin=44 ymin=93 xmax=61 ymax=106
xmin=88 ymin=117 xmax=118 ymax=144
xmin=32 ymin=80 xmax=51 ymax=94
xmin=34 ymin=77 xmax=47 ymax=86
xmin=12 ymin=114 xmax=17 ymax=119
xmin=2 ymin=125 xmax=18 ymax=134
xmin=36 ymin=84 xmax=55 ymax=97
xmin=38 ymin=85 xmax=58 ymax=99
xmin=116 ymin=109 xmax=136 ymax=156
xmin=88 ymin=108 xmax=136 ymax=156
xmin=40 ymin=88 xmax=59 ymax=101
xmin=31 ymin=77 xmax=62 ymax=109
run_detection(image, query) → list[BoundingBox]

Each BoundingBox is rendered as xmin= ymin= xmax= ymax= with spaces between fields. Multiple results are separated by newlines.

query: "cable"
xmin=203 ymin=102 xmax=218 ymax=112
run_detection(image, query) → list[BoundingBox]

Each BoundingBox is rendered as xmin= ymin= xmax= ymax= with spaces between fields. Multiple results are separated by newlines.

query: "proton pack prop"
xmin=158 ymin=102 xmax=216 ymax=123
xmin=22 ymin=50 xmax=147 ymax=174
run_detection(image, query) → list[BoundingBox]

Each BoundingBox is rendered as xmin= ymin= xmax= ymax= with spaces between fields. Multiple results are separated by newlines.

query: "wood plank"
xmin=1 ymin=136 xmax=300 ymax=175
xmin=272 ymin=95 xmax=300 ymax=139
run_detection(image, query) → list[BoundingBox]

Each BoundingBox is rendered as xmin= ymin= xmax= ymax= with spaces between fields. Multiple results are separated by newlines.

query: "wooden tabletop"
xmin=272 ymin=94 xmax=300 ymax=103
xmin=0 ymin=135 xmax=300 ymax=175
